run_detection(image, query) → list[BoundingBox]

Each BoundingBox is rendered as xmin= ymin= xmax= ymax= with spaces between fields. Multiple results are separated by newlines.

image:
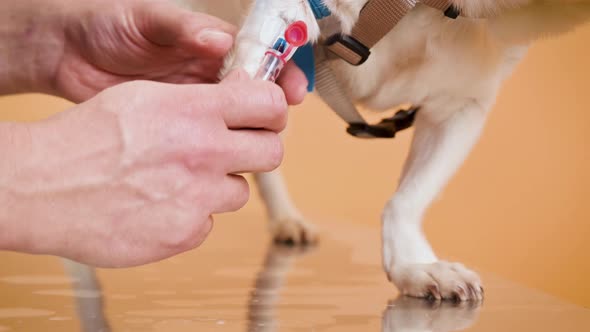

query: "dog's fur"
xmin=177 ymin=0 xmax=590 ymax=300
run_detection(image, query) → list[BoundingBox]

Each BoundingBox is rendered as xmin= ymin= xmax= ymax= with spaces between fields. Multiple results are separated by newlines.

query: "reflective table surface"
xmin=1 ymin=214 xmax=589 ymax=331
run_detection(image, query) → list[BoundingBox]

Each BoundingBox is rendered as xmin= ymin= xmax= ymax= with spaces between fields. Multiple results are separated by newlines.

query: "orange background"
xmin=1 ymin=24 xmax=589 ymax=307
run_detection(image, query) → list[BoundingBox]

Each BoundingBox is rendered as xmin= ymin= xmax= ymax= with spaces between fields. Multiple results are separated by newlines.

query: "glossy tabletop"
xmin=1 ymin=213 xmax=589 ymax=331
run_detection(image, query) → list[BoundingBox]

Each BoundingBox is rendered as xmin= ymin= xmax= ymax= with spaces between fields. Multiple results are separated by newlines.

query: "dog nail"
xmin=454 ymin=286 xmax=468 ymax=301
xmin=468 ymin=285 xmax=478 ymax=299
xmin=427 ymin=284 xmax=441 ymax=300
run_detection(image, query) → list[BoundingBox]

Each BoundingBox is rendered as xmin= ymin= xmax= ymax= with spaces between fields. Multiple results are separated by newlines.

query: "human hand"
xmin=1 ymin=0 xmax=308 ymax=104
xmin=52 ymin=0 xmax=235 ymax=102
xmin=0 ymin=70 xmax=290 ymax=267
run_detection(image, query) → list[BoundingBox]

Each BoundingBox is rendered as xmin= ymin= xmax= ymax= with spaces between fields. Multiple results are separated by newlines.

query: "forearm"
xmin=0 ymin=115 xmax=94 ymax=256
xmin=0 ymin=104 xmax=125 ymax=256
xmin=0 ymin=0 xmax=66 ymax=96
xmin=0 ymin=115 xmax=106 ymax=256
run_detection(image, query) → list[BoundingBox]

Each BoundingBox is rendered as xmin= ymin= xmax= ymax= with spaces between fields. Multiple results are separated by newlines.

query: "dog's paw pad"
xmin=389 ymin=261 xmax=483 ymax=301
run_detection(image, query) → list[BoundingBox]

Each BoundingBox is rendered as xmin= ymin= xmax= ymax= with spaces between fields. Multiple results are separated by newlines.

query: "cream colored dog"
xmin=177 ymin=0 xmax=590 ymax=301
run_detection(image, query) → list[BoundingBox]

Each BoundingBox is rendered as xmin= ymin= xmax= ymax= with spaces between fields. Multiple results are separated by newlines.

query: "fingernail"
xmin=198 ymin=29 xmax=232 ymax=46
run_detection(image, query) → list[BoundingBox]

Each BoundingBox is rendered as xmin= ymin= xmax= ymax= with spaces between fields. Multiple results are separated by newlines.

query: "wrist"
xmin=0 ymin=101 xmax=127 ymax=257
xmin=0 ymin=0 xmax=67 ymax=96
xmin=0 ymin=117 xmax=80 ymax=257
xmin=0 ymin=122 xmax=38 ymax=253
xmin=0 ymin=189 xmax=35 ymax=253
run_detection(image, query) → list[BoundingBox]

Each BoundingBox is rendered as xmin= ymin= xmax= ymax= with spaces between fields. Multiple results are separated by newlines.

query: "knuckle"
xmin=185 ymin=135 xmax=225 ymax=169
xmin=169 ymin=218 xmax=212 ymax=252
xmin=189 ymin=216 xmax=214 ymax=248
xmin=162 ymin=228 xmax=192 ymax=252
xmin=165 ymin=215 xmax=212 ymax=252
xmin=232 ymin=176 xmax=250 ymax=210
xmin=265 ymin=135 xmax=284 ymax=170
xmin=267 ymin=83 xmax=287 ymax=107
xmin=265 ymin=85 xmax=288 ymax=129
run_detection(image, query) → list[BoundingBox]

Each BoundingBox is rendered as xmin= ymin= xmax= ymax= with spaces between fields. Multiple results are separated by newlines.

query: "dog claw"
xmin=468 ymin=285 xmax=479 ymax=300
xmin=427 ymin=284 xmax=441 ymax=301
xmin=451 ymin=286 xmax=467 ymax=302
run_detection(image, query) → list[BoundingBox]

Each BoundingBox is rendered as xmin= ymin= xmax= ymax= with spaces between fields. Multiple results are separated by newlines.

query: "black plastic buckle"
xmin=346 ymin=108 xmax=419 ymax=139
xmin=325 ymin=34 xmax=371 ymax=66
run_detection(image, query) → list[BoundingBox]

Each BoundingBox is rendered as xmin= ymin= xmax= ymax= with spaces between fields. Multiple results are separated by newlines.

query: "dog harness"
xmin=296 ymin=0 xmax=464 ymax=139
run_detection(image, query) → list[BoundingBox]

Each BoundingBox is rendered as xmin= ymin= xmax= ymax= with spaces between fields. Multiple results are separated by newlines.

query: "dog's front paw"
xmin=388 ymin=261 xmax=483 ymax=301
xmin=270 ymin=217 xmax=318 ymax=246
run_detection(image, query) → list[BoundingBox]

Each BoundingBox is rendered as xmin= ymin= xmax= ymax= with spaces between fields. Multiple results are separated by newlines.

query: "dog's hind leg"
xmin=254 ymin=168 xmax=318 ymax=245
xmin=382 ymin=100 xmax=488 ymax=301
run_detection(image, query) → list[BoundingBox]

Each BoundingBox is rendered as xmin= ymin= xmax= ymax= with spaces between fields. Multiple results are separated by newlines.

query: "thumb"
xmin=137 ymin=2 xmax=236 ymax=56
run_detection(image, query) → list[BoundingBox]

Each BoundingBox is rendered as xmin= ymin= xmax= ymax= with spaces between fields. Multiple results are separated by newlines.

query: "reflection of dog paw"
xmin=269 ymin=243 xmax=316 ymax=257
xmin=382 ymin=296 xmax=481 ymax=332
xmin=270 ymin=217 xmax=318 ymax=245
xmin=388 ymin=261 xmax=483 ymax=301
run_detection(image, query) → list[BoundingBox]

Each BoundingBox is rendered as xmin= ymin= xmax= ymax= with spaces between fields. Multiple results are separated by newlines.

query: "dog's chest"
xmin=330 ymin=6 xmax=526 ymax=113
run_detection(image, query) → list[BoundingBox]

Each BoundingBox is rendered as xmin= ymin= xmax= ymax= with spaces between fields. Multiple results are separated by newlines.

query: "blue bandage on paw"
xmin=292 ymin=43 xmax=315 ymax=92
xmin=290 ymin=1 xmax=330 ymax=92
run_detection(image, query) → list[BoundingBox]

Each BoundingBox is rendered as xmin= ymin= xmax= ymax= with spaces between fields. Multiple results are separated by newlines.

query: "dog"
xmin=176 ymin=0 xmax=590 ymax=301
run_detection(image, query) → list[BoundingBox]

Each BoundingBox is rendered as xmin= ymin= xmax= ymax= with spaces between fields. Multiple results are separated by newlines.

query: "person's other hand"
xmin=53 ymin=0 xmax=307 ymax=104
xmin=54 ymin=0 xmax=235 ymax=102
